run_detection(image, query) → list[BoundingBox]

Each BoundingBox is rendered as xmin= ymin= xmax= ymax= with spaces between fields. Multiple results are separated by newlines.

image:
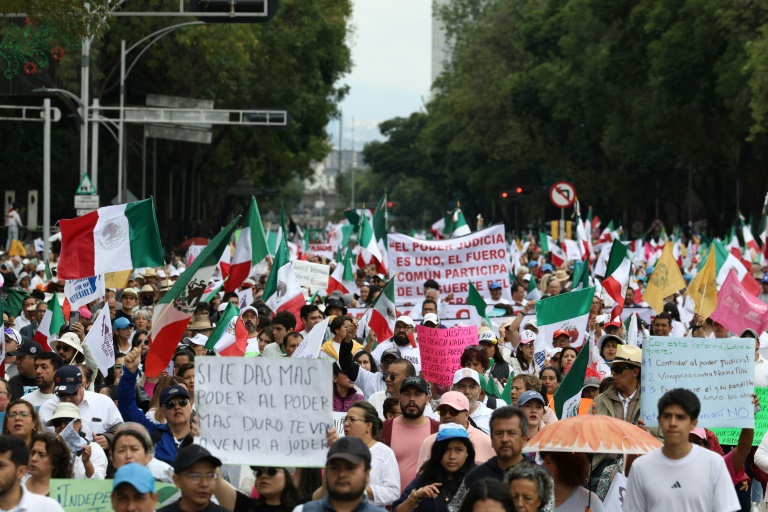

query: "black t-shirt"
xmin=158 ymin=499 xmax=231 ymax=512
xmin=8 ymin=374 xmax=38 ymax=401
xmin=233 ymin=491 xmax=294 ymax=512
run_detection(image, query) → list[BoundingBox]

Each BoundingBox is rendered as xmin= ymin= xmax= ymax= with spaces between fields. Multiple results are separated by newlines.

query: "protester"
xmin=45 ymin=402 xmax=108 ymax=479
xmin=299 ymin=304 xmax=325 ymax=338
xmin=479 ymin=331 xmax=511 ymax=384
xmin=368 ymin=358 xmax=419 ymax=420
xmin=111 ymin=463 xmax=159 ymax=512
xmin=594 ymin=333 xmax=623 ymax=378
xmin=509 ymin=331 xmax=539 ymax=377
xmin=454 ymin=479 xmax=515 ymax=512
xmin=177 ymin=363 xmax=195 ymax=404
xmin=333 ymin=363 xmax=364 ymax=412
xmin=23 ymin=432 xmax=72 ymax=495
xmin=393 ymin=423 xmax=476 ymax=512
xmin=159 ymin=444 xmax=229 ymax=512
xmin=623 ymin=388 xmax=740 ymax=511
xmin=321 ymin=315 xmax=363 ymax=360
xmin=7 ymin=340 xmax=43 ymax=400
xmin=354 ymin=350 xmax=379 ymax=374
xmin=372 ymin=316 xmax=421 ymax=373
xmin=21 ymin=351 xmax=62 ymax=407
xmin=459 ymin=346 xmax=490 ymax=376
xmin=517 ymin=391 xmax=548 ymax=440
xmin=113 ymin=317 xmax=135 ymax=356
xmin=263 ymin=311 xmax=297 ymax=357
xmin=111 ymin=423 xmax=174 ymax=482
xmin=538 ymin=367 xmax=562 ymax=402
xmin=557 ymin=347 xmax=578 ymax=375
xmin=0 ymin=435 xmax=64 ymax=511
xmin=444 ymin=369 xmax=493 ymax=435
xmin=540 ymin=451 xmax=603 ymax=511
xmin=0 ymin=379 xmax=11 ymax=412
xmin=505 ymin=462 xmax=554 ymax=512
xmin=383 ymin=396 xmax=402 ymax=420
xmin=2 ymin=399 xmax=43 ymax=448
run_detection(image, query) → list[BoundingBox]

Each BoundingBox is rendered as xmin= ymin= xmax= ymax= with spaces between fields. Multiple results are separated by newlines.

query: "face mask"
xmin=141 ymin=296 xmax=153 ymax=306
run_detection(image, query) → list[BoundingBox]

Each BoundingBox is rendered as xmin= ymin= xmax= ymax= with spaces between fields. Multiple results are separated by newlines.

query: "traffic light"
xmin=515 ymin=186 xmax=523 ymax=194
xmin=501 ymin=191 xmax=509 ymax=199
xmin=387 ymin=201 xmax=400 ymax=208
xmin=190 ymin=0 xmax=279 ymax=23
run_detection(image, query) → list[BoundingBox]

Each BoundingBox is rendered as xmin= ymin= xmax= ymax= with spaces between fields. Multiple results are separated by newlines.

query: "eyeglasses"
xmin=386 ymin=373 xmax=399 ymax=381
xmin=7 ymin=411 xmax=30 ymax=419
xmin=113 ymin=364 xmax=124 ymax=370
xmin=343 ymin=416 xmax=367 ymax=424
xmin=253 ymin=467 xmax=279 ymax=478
xmin=438 ymin=407 xmax=465 ymax=417
xmin=163 ymin=398 xmax=190 ymax=409
xmin=610 ymin=366 xmax=632 ymax=375
xmin=184 ymin=472 xmax=217 ymax=483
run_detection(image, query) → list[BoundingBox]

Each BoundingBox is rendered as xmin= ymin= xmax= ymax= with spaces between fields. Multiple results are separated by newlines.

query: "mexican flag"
xmin=574 ymin=199 xmax=590 ymax=260
xmin=201 ymin=279 xmax=226 ymax=304
xmin=741 ymin=214 xmax=760 ymax=262
xmin=700 ymin=239 xmax=761 ymax=297
xmin=571 ymin=261 xmax=590 ymax=291
xmin=144 ymin=218 xmax=238 ymax=377
xmin=205 ymin=303 xmax=247 ymax=356
xmin=367 ymin=278 xmax=396 ymax=342
xmin=536 ymin=286 xmax=594 ymax=350
xmin=327 ymin=248 xmax=357 ymax=295
xmin=264 ymin=235 xmax=306 ymax=331
xmin=726 ymin=226 xmax=740 ymax=253
xmin=553 ymin=343 xmax=590 ymax=419
xmin=468 ymin=281 xmax=491 ymax=330
xmin=539 ymin=232 xmax=565 ymax=267
xmin=34 ymin=294 xmax=65 ymax=351
xmin=356 ymin=215 xmax=386 ymax=273
xmin=57 ymin=199 xmax=164 ymax=279
xmin=430 ymin=217 xmax=446 ymax=240
xmin=225 ymin=197 xmax=269 ymax=292
xmin=601 ymin=240 xmax=631 ymax=318
xmin=451 ymin=208 xmax=471 ymax=238
xmin=525 ymin=276 xmax=541 ymax=301
xmin=373 ymin=194 xmax=388 ymax=264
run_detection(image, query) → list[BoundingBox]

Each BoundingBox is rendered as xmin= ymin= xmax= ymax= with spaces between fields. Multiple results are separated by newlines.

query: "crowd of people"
xmin=0 ymin=222 xmax=762 ymax=512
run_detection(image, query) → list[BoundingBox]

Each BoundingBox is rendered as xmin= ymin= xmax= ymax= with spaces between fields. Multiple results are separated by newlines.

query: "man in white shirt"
xmin=30 ymin=263 xmax=46 ymax=290
xmin=372 ymin=316 xmax=421 ymax=374
xmin=298 ymin=304 xmax=325 ymax=338
xmin=22 ymin=351 xmax=62 ymax=407
xmin=623 ymin=388 xmax=740 ymax=512
xmin=39 ymin=365 xmax=123 ymax=451
xmin=13 ymin=297 xmax=37 ymax=331
xmin=4 ymin=204 xmax=22 ymax=253
xmin=0 ymin=436 xmax=65 ymax=511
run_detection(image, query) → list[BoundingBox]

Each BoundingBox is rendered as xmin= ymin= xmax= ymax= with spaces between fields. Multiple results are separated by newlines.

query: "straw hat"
xmin=188 ymin=316 xmax=213 ymax=331
xmin=139 ymin=284 xmax=159 ymax=302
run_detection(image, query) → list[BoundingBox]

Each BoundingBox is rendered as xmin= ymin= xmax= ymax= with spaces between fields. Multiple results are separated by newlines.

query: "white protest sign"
xmin=83 ymin=306 xmax=114 ymax=377
xmin=64 ymin=275 xmax=105 ymax=310
xmin=292 ymin=318 xmax=330 ymax=359
xmin=308 ymin=244 xmax=334 ymax=261
xmin=603 ymin=471 xmax=628 ymax=512
xmin=236 ymin=289 xmax=254 ymax=309
xmin=292 ymin=260 xmax=330 ymax=293
xmin=186 ymin=244 xmax=205 ymax=265
xmin=640 ymin=337 xmax=755 ymax=428
xmin=387 ymin=225 xmax=512 ymax=304
xmin=195 ymin=357 xmax=333 ymax=466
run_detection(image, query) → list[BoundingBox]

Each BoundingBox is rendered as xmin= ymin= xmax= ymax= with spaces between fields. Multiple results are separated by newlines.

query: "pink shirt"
xmin=390 ymin=418 xmax=434 ymax=490
xmin=416 ymin=424 xmax=495 ymax=470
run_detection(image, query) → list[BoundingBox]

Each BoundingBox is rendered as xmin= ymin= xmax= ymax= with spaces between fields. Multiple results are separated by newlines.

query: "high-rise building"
xmin=431 ymin=0 xmax=452 ymax=85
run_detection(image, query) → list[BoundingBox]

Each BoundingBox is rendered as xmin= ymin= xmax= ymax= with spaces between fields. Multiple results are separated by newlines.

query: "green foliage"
xmin=0 ymin=0 xmax=112 ymax=40
xmin=364 ymin=0 xmax=768 ymax=234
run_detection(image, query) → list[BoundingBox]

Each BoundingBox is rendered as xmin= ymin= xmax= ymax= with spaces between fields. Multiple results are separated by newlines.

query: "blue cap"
xmin=489 ymin=282 xmax=502 ymax=290
xmin=436 ymin=424 xmax=470 ymax=443
xmin=113 ymin=463 xmax=155 ymax=493
xmin=541 ymin=263 xmax=553 ymax=273
xmin=527 ymin=261 xmax=538 ymax=268
xmin=762 ymin=275 xmax=768 ymax=284
xmin=517 ymin=390 xmax=545 ymax=407
xmin=113 ymin=317 xmax=134 ymax=330
xmin=646 ymin=266 xmax=654 ymax=275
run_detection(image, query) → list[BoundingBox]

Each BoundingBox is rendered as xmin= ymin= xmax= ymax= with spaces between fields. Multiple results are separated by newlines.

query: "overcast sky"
xmin=327 ymin=0 xmax=433 ymax=150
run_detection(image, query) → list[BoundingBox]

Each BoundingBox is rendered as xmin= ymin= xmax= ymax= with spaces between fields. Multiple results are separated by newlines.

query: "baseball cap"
xmin=422 ymin=313 xmax=439 ymax=325
xmin=53 ymin=365 xmax=83 ymax=395
xmin=159 ymin=385 xmax=190 ymax=407
xmin=380 ymin=347 xmax=402 ymax=361
xmin=541 ymin=263 xmax=554 ymax=273
xmin=35 ymin=263 xmax=45 ymax=272
xmin=9 ymin=340 xmax=43 ymax=357
xmin=689 ymin=428 xmax=707 ymax=440
xmin=46 ymin=402 xmax=82 ymax=426
xmin=489 ymin=282 xmax=502 ymax=290
xmin=396 ymin=316 xmax=414 ymax=327
xmin=113 ymin=317 xmax=134 ymax=330
xmin=113 ymin=463 xmax=155 ymax=494
xmin=479 ymin=331 xmax=497 ymax=344
xmin=438 ymin=391 xmax=469 ymax=412
xmin=327 ymin=436 xmax=372 ymax=466
xmin=173 ymin=444 xmax=222 ymax=473
xmin=583 ymin=377 xmax=601 ymax=389
xmin=522 ymin=274 xmax=532 ymax=282
xmin=523 ymin=318 xmax=538 ymax=330
xmin=519 ymin=329 xmax=536 ymax=345
xmin=517 ymin=390 xmax=545 ymax=407
xmin=436 ymin=423 xmax=470 ymax=442
xmin=400 ymin=376 xmax=429 ymax=394
xmin=604 ymin=316 xmax=622 ymax=328
xmin=452 ymin=368 xmax=480 ymax=386
xmin=553 ymin=328 xmax=570 ymax=340
xmin=188 ymin=333 xmax=209 ymax=346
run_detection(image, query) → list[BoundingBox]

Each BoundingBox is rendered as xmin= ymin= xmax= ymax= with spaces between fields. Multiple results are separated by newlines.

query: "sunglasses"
xmin=50 ymin=417 xmax=75 ymax=428
xmin=438 ymin=407 xmax=465 ymax=417
xmin=163 ymin=398 xmax=190 ymax=409
xmin=610 ymin=366 xmax=633 ymax=375
xmin=466 ymin=346 xmax=485 ymax=352
xmin=253 ymin=467 xmax=279 ymax=478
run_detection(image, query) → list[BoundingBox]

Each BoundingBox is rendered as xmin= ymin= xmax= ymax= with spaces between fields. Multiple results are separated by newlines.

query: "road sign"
xmin=76 ymin=174 xmax=97 ymax=195
xmin=549 ymin=181 xmax=576 ymax=209
xmin=74 ymin=195 xmax=99 ymax=210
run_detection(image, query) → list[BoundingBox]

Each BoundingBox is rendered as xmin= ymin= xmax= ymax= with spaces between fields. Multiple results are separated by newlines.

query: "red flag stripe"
xmin=58 ymin=211 xmax=98 ymax=279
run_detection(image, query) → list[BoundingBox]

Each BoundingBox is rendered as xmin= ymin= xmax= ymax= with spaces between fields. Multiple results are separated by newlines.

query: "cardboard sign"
xmin=711 ymin=386 xmax=768 ymax=446
xmin=416 ymin=325 xmax=479 ymax=387
xmin=195 ymin=357 xmax=333 ymax=466
xmin=640 ymin=337 xmax=755 ymax=428
xmin=387 ymin=226 xmax=512 ymax=304
xmin=292 ymin=260 xmax=330 ymax=293
xmin=50 ymin=479 xmax=178 ymax=511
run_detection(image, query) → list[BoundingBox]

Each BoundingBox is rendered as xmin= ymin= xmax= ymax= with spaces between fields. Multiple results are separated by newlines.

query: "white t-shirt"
xmin=5 ymin=209 xmax=21 ymax=228
xmin=21 ymin=389 xmax=55 ymax=408
xmin=11 ymin=483 xmax=64 ymax=511
xmin=623 ymin=445 xmax=740 ymax=512
xmin=372 ymin=341 xmax=421 ymax=374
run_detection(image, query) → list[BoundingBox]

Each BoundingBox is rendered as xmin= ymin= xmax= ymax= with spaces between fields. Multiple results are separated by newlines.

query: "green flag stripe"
xmin=553 ymin=343 xmax=590 ymax=418
xmin=536 ymin=286 xmax=594 ymax=325
xmin=125 ymin=199 xmax=164 ymax=269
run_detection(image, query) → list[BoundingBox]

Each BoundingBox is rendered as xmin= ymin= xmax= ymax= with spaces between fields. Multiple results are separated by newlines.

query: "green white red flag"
xmin=368 ymin=278 xmax=396 ymax=342
xmin=357 ymin=214 xmax=386 ymax=273
xmin=601 ymin=240 xmax=631 ymax=318
xmin=539 ymin=232 xmax=565 ymax=267
xmin=536 ymin=286 xmax=594 ymax=351
xmin=34 ymin=293 xmax=65 ymax=351
xmin=205 ymin=303 xmax=247 ymax=356
xmin=327 ymin=248 xmax=357 ymax=295
xmin=225 ymin=197 xmax=269 ymax=292
xmin=144 ymin=218 xmax=239 ymax=377
xmin=264 ymin=235 xmax=306 ymax=331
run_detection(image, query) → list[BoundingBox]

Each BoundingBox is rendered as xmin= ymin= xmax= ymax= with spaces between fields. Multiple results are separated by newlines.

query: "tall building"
xmin=431 ymin=0 xmax=452 ymax=85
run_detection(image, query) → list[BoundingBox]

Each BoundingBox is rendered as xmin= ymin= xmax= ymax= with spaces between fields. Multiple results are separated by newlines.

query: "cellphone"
xmin=70 ymin=311 xmax=81 ymax=326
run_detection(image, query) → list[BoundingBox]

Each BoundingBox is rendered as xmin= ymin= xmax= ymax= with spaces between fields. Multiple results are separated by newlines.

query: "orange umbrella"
xmin=525 ymin=414 xmax=662 ymax=455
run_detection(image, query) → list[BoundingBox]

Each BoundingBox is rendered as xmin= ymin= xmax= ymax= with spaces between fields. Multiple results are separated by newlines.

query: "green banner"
xmin=710 ymin=386 xmax=768 ymax=446
xmin=50 ymin=479 xmax=179 ymax=512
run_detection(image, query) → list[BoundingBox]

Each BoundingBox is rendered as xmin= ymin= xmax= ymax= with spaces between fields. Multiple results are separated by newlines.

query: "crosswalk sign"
xmin=76 ymin=174 xmax=97 ymax=195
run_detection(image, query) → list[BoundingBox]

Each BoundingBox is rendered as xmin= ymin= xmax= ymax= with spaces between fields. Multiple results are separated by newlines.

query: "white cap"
xmin=522 ymin=274 xmax=531 ymax=281
xmin=189 ymin=333 xmax=209 ymax=346
xmin=479 ymin=330 xmax=497 ymax=344
xmin=36 ymin=263 xmax=45 ymax=272
xmin=396 ymin=316 xmax=414 ymax=327
xmin=217 ymin=302 xmax=228 ymax=312
xmin=156 ymin=269 xmax=167 ymax=279
xmin=452 ymin=368 xmax=480 ymax=386
xmin=21 ymin=259 xmax=29 ymax=265
xmin=522 ymin=318 xmax=538 ymax=330
xmin=422 ymin=313 xmax=439 ymax=325
xmin=519 ymin=329 xmax=537 ymax=344
xmin=170 ymin=268 xmax=181 ymax=278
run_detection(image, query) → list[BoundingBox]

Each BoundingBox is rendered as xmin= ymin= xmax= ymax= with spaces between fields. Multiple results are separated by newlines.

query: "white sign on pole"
xmin=548 ymin=181 xmax=576 ymax=209
xmin=83 ymin=306 xmax=115 ymax=378
xmin=195 ymin=357 xmax=333 ymax=466
xmin=291 ymin=260 xmax=330 ymax=292
xmin=74 ymin=195 xmax=99 ymax=210
xmin=64 ymin=275 xmax=105 ymax=310
xmin=236 ymin=289 xmax=254 ymax=309
xmin=603 ymin=472 xmax=628 ymax=512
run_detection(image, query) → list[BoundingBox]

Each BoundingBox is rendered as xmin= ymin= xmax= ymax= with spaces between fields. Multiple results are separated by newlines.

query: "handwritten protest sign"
xmin=640 ymin=337 xmax=755 ymax=428
xmin=387 ymin=225 xmax=512 ymax=304
xmin=711 ymin=387 xmax=768 ymax=446
xmin=292 ymin=260 xmax=330 ymax=293
xmin=417 ymin=325 xmax=479 ymax=387
xmin=50 ymin=479 xmax=178 ymax=511
xmin=195 ymin=357 xmax=333 ymax=466
xmin=309 ymin=243 xmax=334 ymax=260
